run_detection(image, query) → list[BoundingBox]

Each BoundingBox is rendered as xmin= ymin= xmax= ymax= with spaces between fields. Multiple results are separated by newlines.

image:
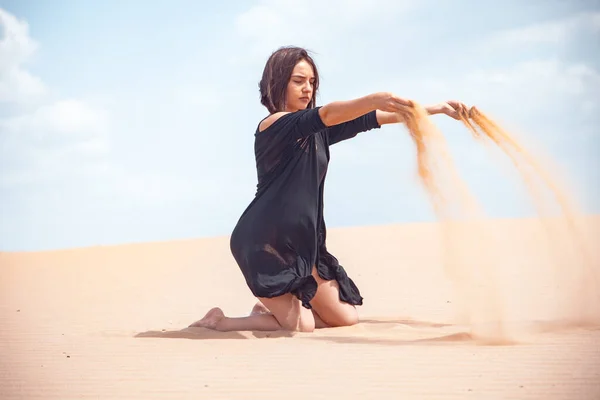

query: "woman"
xmin=191 ymin=46 xmax=468 ymax=332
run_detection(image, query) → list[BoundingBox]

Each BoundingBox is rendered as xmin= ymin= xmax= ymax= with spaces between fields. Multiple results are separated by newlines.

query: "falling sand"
xmin=396 ymin=103 xmax=600 ymax=344
xmin=463 ymin=108 xmax=600 ymax=326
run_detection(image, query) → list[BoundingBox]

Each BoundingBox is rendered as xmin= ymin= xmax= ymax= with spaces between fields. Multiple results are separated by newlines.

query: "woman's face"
xmin=285 ymin=59 xmax=315 ymax=112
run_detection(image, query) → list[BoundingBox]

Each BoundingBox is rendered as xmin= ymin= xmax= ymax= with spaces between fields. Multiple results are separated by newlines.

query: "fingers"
xmin=394 ymin=95 xmax=413 ymax=107
xmin=468 ymin=106 xmax=479 ymax=117
xmin=396 ymin=109 xmax=412 ymax=122
xmin=457 ymin=103 xmax=468 ymax=117
xmin=442 ymin=104 xmax=460 ymax=120
xmin=447 ymin=100 xmax=470 ymax=119
xmin=386 ymin=97 xmax=414 ymax=113
xmin=385 ymin=96 xmax=412 ymax=112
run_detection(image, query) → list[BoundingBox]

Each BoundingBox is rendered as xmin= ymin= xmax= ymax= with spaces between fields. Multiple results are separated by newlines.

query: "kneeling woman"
xmin=191 ymin=46 xmax=469 ymax=332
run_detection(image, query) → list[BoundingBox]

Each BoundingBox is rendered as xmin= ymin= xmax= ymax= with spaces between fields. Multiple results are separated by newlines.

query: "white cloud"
xmin=0 ymin=6 xmax=112 ymax=189
xmin=0 ymin=8 xmax=195 ymax=209
xmin=0 ymin=99 xmax=110 ymax=184
xmin=483 ymin=11 xmax=600 ymax=49
xmin=0 ymin=67 xmax=46 ymax=104
xmin=465 ymin=11 xmax=600 ymax=122
xmin=463 ymin=59 xmax=600 ymax=111
xmin=0 ymin=8 xmax=112 ymax=190
xmin=0 ymin=8 xmax=47 ymax=104
xmin=5 ymin=99 xmax=108 ymax=141
xmin=233 ymin=0 xmax=417 ymax=61
xmin=387 ymin=11 xmax=600 ymax=120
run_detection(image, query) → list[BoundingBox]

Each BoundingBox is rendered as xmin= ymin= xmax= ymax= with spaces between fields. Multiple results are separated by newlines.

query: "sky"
xmin=0 ymin=0 xmax=599 ymax=251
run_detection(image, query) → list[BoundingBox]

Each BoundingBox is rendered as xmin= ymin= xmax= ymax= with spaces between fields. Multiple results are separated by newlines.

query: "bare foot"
xmin=250 ymin=301 xmax=271 ymax=316
xmin=188 ymin=307 xmax=225 ymax=330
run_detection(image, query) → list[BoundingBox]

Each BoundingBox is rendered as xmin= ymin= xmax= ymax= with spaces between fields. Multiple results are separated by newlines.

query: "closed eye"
xmin=291 ymin=75 xmax=315 ymax=85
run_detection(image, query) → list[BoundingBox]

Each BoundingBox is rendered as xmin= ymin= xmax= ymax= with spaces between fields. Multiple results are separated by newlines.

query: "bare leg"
xmin=250 ymin=301 xmax=270 ymax=316
xmin=193 ymin=265 xmax=356 ymax=332
xmin=251 ymin=300 xmax=331 ymax=328
xmin=189 ymin=293 xmax=315 ymax=332
xmin=311 ymin=309 xmax=332 ymax=329
xmin=189 ymin=307 xmax=282 ymax=331
xmin=309 ymin=266 xmax=359 ymax=327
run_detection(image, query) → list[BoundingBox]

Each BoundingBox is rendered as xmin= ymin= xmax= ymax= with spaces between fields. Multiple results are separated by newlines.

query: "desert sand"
xmin=1 ymin=216 xmax=599 ymax=399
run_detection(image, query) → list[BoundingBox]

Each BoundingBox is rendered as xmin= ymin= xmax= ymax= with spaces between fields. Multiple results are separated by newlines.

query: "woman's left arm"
xmin=327 ymin=100 xmax=470 ymax=145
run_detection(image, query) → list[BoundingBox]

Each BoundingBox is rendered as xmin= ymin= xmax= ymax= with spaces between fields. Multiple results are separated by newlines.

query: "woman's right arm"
xmin=319 ymin=92 xmax=412 ymax=127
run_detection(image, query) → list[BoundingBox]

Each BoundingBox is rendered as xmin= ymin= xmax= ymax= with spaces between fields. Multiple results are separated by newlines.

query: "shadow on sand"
xmin=134 ymin=317 xmax=468 ymax=345
xmin=360 ymin=318 xmax=453 ymax=328
xmin=134 ymin=317 xmax=599 ymax=346
xmin=306 ymin=331 xmax=475 ymax=346
xmin=134 ymin=328 xmax=295 ymax=340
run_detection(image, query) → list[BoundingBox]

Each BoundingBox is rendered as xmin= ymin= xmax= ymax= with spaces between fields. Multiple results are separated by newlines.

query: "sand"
xmin=1 ymin=216 xmax=600 ymax=399
xmin=398 ymin=103 xmax=600 ymax=343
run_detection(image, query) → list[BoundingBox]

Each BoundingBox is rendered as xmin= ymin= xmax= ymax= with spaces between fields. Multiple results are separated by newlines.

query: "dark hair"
xmin=259 ymin=46 xmax=320 ymax=114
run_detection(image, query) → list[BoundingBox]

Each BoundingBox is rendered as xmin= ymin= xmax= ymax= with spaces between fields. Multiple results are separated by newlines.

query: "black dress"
xmin=230 ymin=106 xmax=381 ymax=309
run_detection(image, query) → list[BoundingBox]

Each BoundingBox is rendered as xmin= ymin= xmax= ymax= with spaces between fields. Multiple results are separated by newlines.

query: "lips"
xmin=300 ymin=97 xmax=310 ymax=102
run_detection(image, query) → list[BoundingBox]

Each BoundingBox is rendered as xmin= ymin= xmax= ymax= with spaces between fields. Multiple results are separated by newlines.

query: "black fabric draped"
xmin=230 ymin=107 xmax=381 ymax=309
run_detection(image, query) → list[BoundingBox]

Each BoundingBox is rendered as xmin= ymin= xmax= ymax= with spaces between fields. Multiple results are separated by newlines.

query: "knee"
xmin=327 ymin=309 xmax=359 ymax=327
xmin=341 ymin=312 xmax=359 ymax=327
xmin=292 ymin=315 xmax=316 ymax=332
xmin=296 ymin=317 xmax=316 ymax=332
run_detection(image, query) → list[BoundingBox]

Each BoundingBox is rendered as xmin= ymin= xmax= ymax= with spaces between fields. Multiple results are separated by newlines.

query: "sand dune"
xmin=1 ymin=216 xmax=599 ymax=399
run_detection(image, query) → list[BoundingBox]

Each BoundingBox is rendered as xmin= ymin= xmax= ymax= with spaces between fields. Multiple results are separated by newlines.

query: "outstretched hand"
xmin=438 ymin=100 xmax=470 ymax=120
xmin=372 ymin=92 xmax=413 ymax=113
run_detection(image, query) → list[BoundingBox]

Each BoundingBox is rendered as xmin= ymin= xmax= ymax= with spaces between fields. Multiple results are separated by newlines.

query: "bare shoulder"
xmin=258 ymin=112 xmax=290 ymax=132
